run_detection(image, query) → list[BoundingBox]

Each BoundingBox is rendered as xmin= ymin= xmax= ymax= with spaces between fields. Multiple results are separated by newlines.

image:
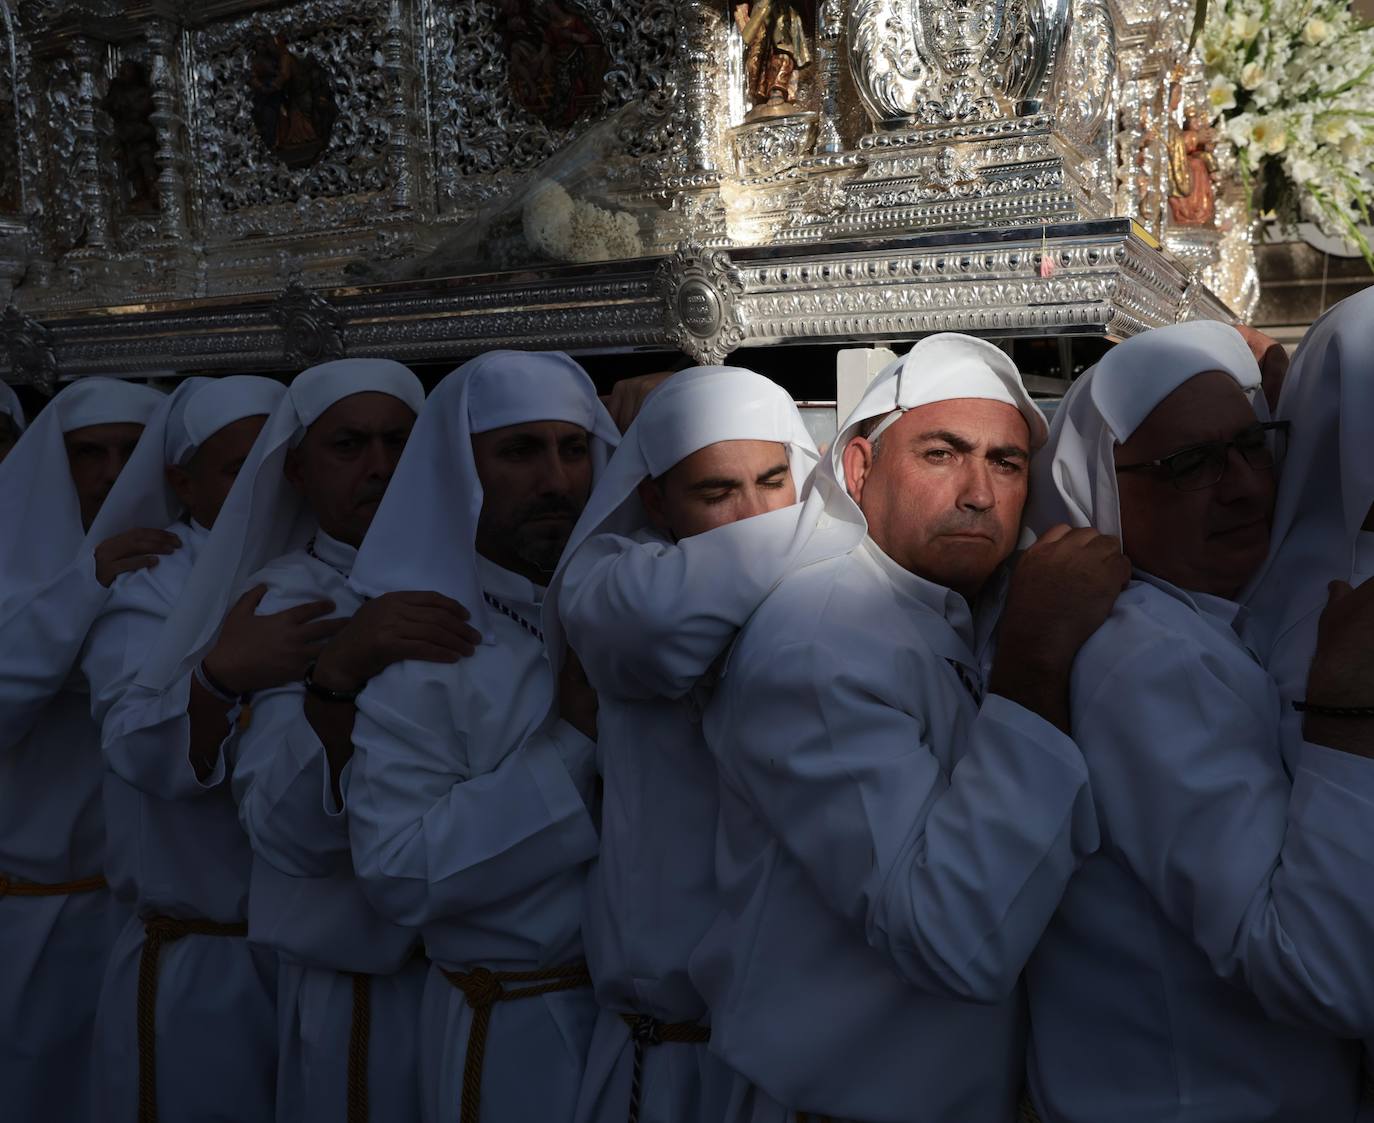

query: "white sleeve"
xmin=712 ymin=637 xmax=1098 ymax=1004
xmin=1076 ymin=635 xmax=1374 ymax=1037
xmin=560 ymin=507 xmax=804 ymax=701
xmin=0 ymin=555 xmax=108 ymax=751
xmin=347 ymin=665 xmax=600 ymax=929
xmin=233 ymin=681 xmax=349 ymax=879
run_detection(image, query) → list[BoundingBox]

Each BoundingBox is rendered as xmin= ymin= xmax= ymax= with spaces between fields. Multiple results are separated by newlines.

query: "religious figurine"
xmin=1168 ymin=106 xmax=1218 ymax=228
xmin=249 ymin=34 xmax=338 ymax=170
xmin=734 ymin=0 xmax=813 ymax=121
xmin=101 ymin=61 xmax=159 ymax=213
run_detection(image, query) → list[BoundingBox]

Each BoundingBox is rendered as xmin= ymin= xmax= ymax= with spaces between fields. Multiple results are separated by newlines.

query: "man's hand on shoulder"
xmin=203 ymin=584 xmax=345 ymax=696
xmin=94 ymin=527 xmax=181 ymax=587
xmin=989 ymin=524 xmax=1131 ymax=733
xmin=308 ymin=591 xmax=481 ymax=695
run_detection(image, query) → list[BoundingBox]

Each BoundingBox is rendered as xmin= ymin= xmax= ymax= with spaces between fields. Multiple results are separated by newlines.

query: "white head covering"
xmin=85 ymin=375 xmax=285 ymax=546
xmin=544 ymin=365 xmax=819 ymax=657
xmin=0 ymin=376 xmax=164 ymax=594
xmin=1 ymin=380 xmax=25 ymax=431
xmin=137 ymin=359 xmax=425 ymax=689
xmin=797 ymin=332 xmax=1049 ymax=557
xmin=350 ymin=350 xmax=620 ymax=643
xmin=1245 ymin=285 xmax=1374 ymax=623
xmin=1026 ymin=320 xmax=1263 ymax=538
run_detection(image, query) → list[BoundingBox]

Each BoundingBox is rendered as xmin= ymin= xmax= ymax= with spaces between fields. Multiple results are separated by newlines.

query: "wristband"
xmin=1293 ymin=700 xmax=1374 ymax=718
xmin=304 ymin=660 xmax=361 ymax=704
xmin=195 ymin=660 xmax=242 ymax=705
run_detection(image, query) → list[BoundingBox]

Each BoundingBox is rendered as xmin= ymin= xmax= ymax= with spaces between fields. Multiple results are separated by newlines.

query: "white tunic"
xmin=82 ymin=520 xmax=277 ymax=1123
xmin=695 ymin=537 xmax=1097 ymax=1123
xmin=0 ymin=556 xmax=125 ymax=1123
xmin=1027 ymin=575 xmax=1374 ymax=1123
xmin=233 ymin=529 xmax=425 ymax=1123
xmin=349 ymin=557 xmax=601 ymax=1123
xmin=562 ymin=510 xmax=809 ymax=1123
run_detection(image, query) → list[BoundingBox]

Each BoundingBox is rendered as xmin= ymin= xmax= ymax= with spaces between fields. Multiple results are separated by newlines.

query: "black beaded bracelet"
xmin=1292 ymin=700 xmax=1374 ymax=718
xmin=303 ymin=660 xmax=361 ymax=704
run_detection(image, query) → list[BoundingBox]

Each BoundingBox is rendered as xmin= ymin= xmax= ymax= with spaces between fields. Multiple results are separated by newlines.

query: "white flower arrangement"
xmin=1200 ymin=0 xmax=1374 ymax=264
xmin=521 ymin=179 xmax=644 ymax=265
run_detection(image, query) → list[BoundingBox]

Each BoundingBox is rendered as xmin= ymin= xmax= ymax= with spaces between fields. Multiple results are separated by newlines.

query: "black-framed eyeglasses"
xmin=1115 ymin=420 xmax=1291 ymax=492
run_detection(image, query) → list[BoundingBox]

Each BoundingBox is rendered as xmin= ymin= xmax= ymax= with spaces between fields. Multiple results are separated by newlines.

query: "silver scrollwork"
xmin=654 ymin=243 xmax=746 ymax=363
xmin=2 ymin=303 xmax=56 ymax=392
xmin=271 ymin=281 xmax=346 ymax=366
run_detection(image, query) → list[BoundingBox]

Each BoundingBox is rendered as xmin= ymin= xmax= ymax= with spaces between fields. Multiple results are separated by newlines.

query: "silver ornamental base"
xmin=1 ymin=220 xmax=1232 ymax=382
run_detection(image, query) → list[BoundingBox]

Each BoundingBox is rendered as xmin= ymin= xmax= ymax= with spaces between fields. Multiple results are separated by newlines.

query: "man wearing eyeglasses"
xmin=1020 ymin=321 xmax=1374 ymax=1123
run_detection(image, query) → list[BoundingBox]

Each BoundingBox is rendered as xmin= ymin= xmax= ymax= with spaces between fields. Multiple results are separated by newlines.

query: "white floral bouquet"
xmin=1200 ymin=0 xmax=1374 ymax=263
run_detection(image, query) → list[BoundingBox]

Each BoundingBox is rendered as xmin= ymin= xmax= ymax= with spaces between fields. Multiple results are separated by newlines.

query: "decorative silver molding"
xmin=732 ymin=113 xmax=817 ymax=179
xmin=2 ymin=303 xmax=56 ymax=392
xmin=271 ymin=281 xmax=345 ymax=366
xmin=655 ymin=243 xmax=746 ymax=364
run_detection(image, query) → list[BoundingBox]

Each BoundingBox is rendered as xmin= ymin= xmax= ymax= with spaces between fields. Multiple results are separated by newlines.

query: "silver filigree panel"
xmin=426 ymin=0 xmax=678 ymax=212
xmin=189 ymin=0 xmax=393 ymax=237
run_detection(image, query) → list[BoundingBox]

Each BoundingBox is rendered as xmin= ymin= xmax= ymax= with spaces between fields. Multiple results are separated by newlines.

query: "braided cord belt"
xmin=0 ymin=872 xmax=107 ymax=898
xmin=440 ymin=961 xmax=591 ymax=1123
xmin=136 ymin=916 xmax=248 ymax=1123
xmin=346 ymin=972 xmax=372 ymax=1123
xmin=618 ymin=1014 xmax=709 ymax=1123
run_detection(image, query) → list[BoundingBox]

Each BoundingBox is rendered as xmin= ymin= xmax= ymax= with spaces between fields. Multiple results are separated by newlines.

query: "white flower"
xmin=1250 ymin=116 xmax=1288 ymax=154
xmin=1342 ymin=133 xmax=1363 ymax=159
xmin=1202 ymin=40 xmax=1227 ymax=68
xmin=1252 ymin=80 xmax=1281 ymax=107
xmin=1240 ymin=61 xmax=1267 ymax=89
xmin=1225 ymin=114 xmax=1254 ymax=146
xmin=1316 ymin=117 xmax=1348 ymax=145
xmin=1302 ymin=18 xmax=1332 ymax=46
xmin=1288 ymin=156 xmax=1319 ymax=182
xmin=1229 ymin=13 xmax=1263 ymax=41
xmin=1207 ymin=75 xmax=1238 ymax=114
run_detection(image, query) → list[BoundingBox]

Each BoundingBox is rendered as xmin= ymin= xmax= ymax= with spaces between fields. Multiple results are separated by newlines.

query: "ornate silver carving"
xmin=847 ymin=0 xmax=1071 ymax=127
xmin=655 ymin=243 xmax=746 ymax=363
xmin=2 ymin=303 xmax=55 ymax=392
xmin=1051 ymin=0 xmax=1115 ymax=146
xmin=146 ymin=19 xmax=190 ymax=242
xmin=814 ymin=0 xmax=846 ymax=154
xmin=271 ymin=281 xmax=345 ymax=366
xmin=732 ymin=113 xmax=817 ymax=179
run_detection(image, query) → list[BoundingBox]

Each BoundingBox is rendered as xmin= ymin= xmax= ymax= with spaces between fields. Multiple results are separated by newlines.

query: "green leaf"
xmin=1190 ymin=0 xmax=1209 ymax=49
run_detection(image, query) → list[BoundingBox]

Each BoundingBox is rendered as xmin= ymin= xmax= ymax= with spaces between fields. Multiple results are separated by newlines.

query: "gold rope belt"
xmin=618 ymin=1013 xmax=710 ymax=1123
xmin=0 ymin=872 xmax=107 ymax=898
xmin=440 ymin=961 xmax=591 ymax=1123
xmin=136 ymin=915 xmax=248 ymax=1123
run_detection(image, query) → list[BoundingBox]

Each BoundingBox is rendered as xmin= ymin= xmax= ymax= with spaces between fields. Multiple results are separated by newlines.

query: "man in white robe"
xmin=74 ymin=374 xmax=293 ymax=1123
xmin=1243 ymin=287 xmax=1374 ymax=1116
xmin=0 ymin=378 xmax=23 ymax=461
xmin=140 ymin=358 xmax=472 ymax=1123
xmin=89 ymin=360 xmax=445 ymax=1121
xmin=347 ymin=350 xmax=620 ymax=1123
xmin=551 ymin=366 xmax=822 ymax=1123
xmin=0 ymin=377 xmax=167 ymax=1123
xmin=1023 ymin=320 xmax=1374 ymax=1122
xmin=693 ymin=334 xmax=1130 ymax=1123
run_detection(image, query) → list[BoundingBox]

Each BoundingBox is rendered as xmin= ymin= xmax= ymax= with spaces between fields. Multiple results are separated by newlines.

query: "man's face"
xmin=166 ymin=414 xmax=268 ymax=531
xmin=284 ymin=392 xmax=416 ymax=548
xmin=1115 ymin=369 xmax=1276 ymax=599
xmin=472 ymin=420 xmax=593 ymax=582
xmin=64 ymin=422 xmax=145 ymax=531
xmin=843 ymin=399 xmax=1031 ymax=600
xmin=639 ymin=439 xmax=795 ymax=540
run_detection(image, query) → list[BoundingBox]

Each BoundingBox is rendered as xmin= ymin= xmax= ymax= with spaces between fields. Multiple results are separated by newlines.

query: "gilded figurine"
xmin=1168 ymin=106 xmax=1218 ymax=228
xmin=733 ymin=0 xmax=813 ymax=121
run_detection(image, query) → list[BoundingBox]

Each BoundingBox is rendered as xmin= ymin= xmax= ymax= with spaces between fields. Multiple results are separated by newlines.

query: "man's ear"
xmin=842 ymin=436 xmax=875 ymax=506
xmin=165 ymin=463 xmax=194 ymax=511
xmin=637 ymin=476 xmax=672 ymax=535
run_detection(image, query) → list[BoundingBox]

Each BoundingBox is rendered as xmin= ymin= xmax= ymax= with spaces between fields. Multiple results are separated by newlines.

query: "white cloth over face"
xmin=85 ymin=375 xmax=285 ymax=547
xmin=233 ymin=532 xmax=423 ymax=1123
xmin=136 ymin=358 xmax=424 ymax=692
xmin=689 ymin=337 xmax=1094 ymax=1123
xmin=347 ymin=351 xmax=617 ymax=1123
xmin=1022 ymin=328 xmax=1374 ymax=1123
xmin=1025 ymin=320 xmax=1261 ymax=537
xmin=551 ymin=368 xmax=817 ymax=1123
xmin=0 ymin=376 xmax=162 ymax=604
xmin=0 ymin=379 xmax=24 ymax=429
